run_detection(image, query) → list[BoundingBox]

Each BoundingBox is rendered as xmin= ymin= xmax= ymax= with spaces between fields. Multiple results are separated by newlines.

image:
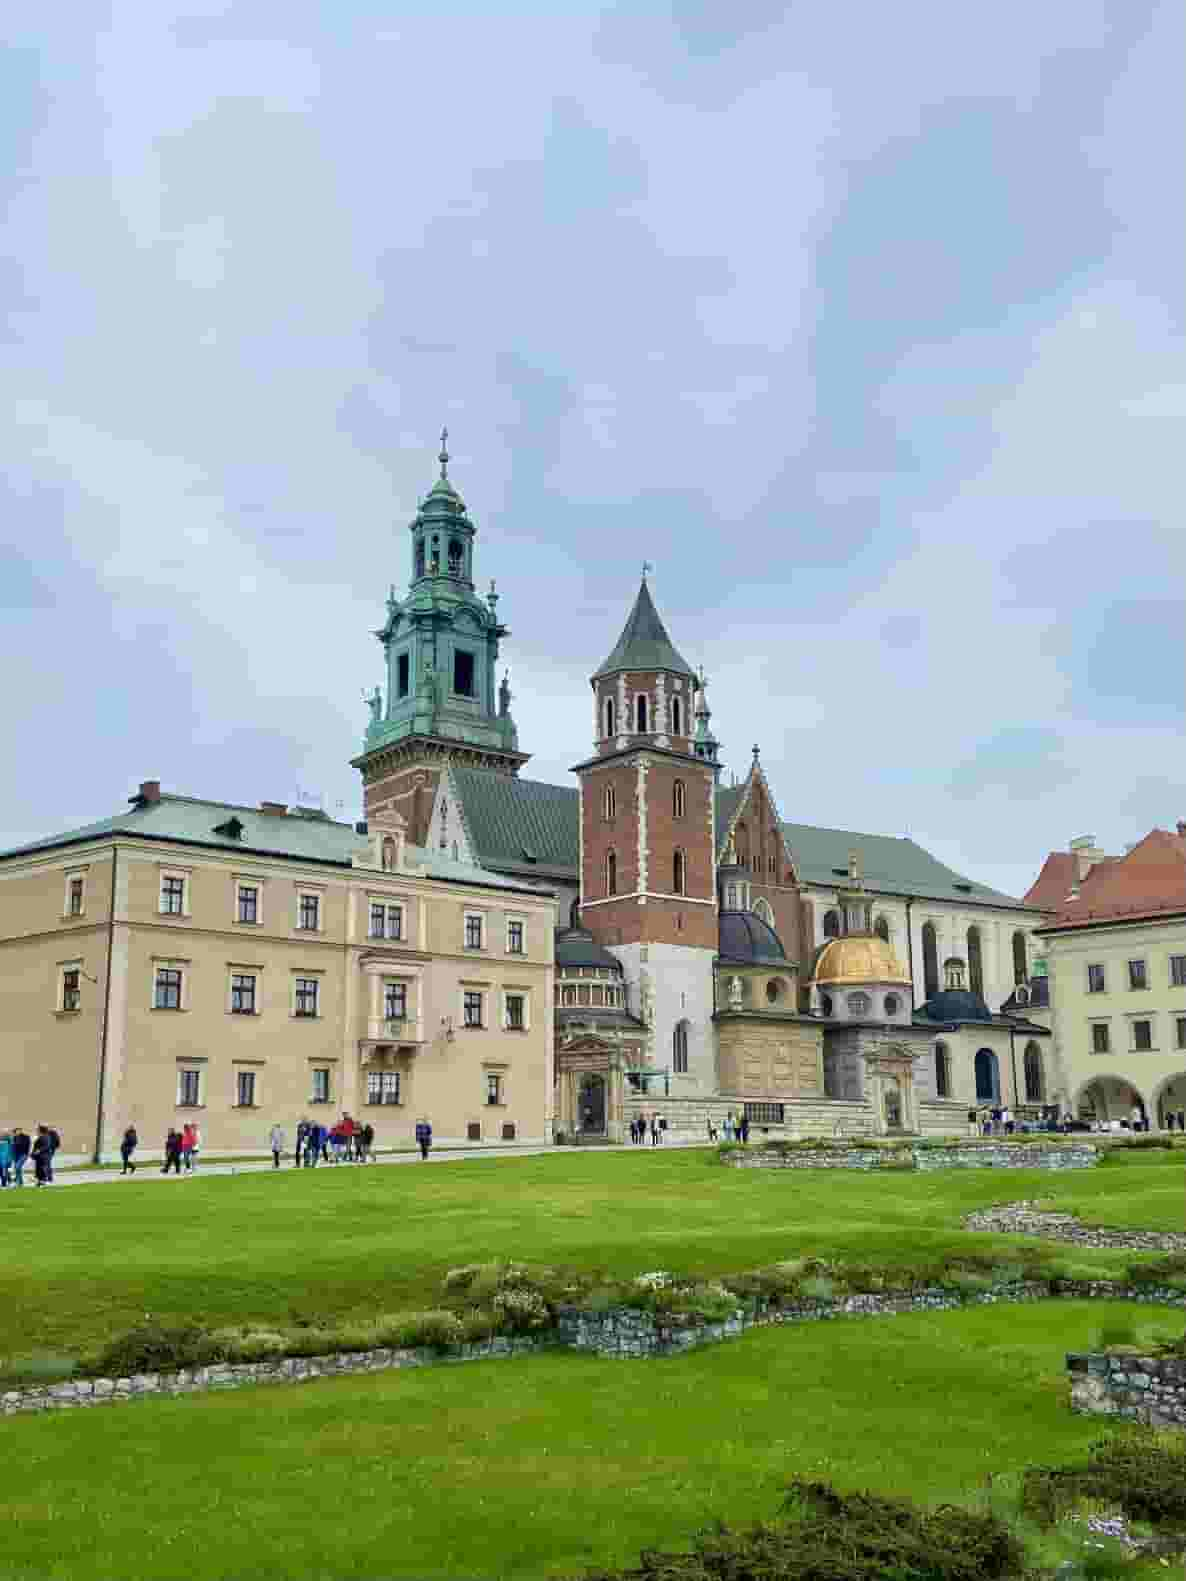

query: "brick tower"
xmin=573 ymin=577 xmax=720 ymax=1094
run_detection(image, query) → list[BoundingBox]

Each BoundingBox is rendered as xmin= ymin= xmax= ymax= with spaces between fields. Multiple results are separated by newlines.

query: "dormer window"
xmin=213 ymin=816 xmax=244 ymax=840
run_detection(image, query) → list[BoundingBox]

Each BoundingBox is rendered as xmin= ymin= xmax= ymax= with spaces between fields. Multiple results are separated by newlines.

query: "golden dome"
xmin=812 ymin=935 xmax=912 ymax=988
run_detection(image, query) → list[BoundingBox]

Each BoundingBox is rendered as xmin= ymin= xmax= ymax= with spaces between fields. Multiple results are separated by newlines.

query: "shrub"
xmin=1126 ymin=1252 xmax=1186 ymax=1289
xmin=796 ymin=1274 xmax=835 ymax=1304
xmin=1022 ymin=1432 xmax=1186 ymax=1528
xmin=396 ymin=1310 xmax=465 ymax=1350
xmin=89 ymin=1322 xmax=225 ymax=1377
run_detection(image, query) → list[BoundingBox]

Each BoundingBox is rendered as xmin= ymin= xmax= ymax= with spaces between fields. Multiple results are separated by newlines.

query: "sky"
xmin=2 ymin=0 xmax=1183 ymax=899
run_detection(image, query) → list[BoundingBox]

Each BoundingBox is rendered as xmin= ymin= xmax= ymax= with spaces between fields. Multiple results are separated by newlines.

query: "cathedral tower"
xmin=352 ymin=434 xmax=526 ymax=843
xmin=574 ymin=577 xmax=718 ymax=1093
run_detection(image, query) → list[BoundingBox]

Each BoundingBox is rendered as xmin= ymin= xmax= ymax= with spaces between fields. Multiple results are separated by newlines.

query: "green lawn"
xmin=0 ymin=1299 xmax=1174 ymax=1581
xmin=0 ymin=1148 xmax=1179 ymax=1371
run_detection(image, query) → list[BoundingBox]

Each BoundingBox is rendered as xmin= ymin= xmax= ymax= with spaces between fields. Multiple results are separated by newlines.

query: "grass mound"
xmin=1021 ymin=1432 xmax=1186 ymax=1528
xmin=573 ymin=1478 xmax=1024 ymax=1581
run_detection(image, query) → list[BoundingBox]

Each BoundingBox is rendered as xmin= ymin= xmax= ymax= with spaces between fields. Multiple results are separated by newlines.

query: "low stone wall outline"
xmin=1068 ymin=1350 xmax=1186 ymax=1428
xmin=726 ymin=1143 xmax=1101 ymax=1171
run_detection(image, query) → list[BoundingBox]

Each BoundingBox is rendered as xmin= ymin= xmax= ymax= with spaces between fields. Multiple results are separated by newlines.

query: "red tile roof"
xmin=1023 ymin=851 xmax=1077 ymax=911
xmin=1039 ymin=829 xmax=1186 ymax=931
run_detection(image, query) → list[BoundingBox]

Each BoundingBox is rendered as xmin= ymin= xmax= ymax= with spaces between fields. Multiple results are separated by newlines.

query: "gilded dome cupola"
xmin=809 ymin=849 xmax=912 ymax=1024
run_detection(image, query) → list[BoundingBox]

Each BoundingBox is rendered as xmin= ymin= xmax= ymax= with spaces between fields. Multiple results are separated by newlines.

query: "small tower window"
xmin=673 ymin=779 xmax=685 ymax=819
xmin=448 ymin=538 xmax=463 ymax=575
xmin=415 ymin=540 xmax=425 ymax=578
xmin=934 ymin=1043 xmax=951 ymax=1098
xmin=1012 ymin=930 xmax=1028 ymax=987
xmin=603 ymin=785 xmax=616 ymax=821
xmin=604 ymin=696 xmax=615 ymax=737
xmin=673 ymin=849 xmax=685 ymax=895
xmin=670 ymin=696 xmax=682 ymax=735
xmin=453 ymin=650 xmax=475 ymax=697
xmin=397 ymin=653 xmax=410 ymax=698
xmin=606 ymin=850 xmax=618 ymax=897
xmin=922 ymin=922 xmax=939 ymax=999
xmin=636 ymin=693 xmax=648 ymax=733
xmin=823 ymin=909 xmax=840 ymax=939
xmin=967 ymin=926 xmax=984 ymax=998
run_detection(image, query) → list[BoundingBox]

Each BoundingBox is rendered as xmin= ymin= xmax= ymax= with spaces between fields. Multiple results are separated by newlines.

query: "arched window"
xmin=922 ymin=922 xmax=939 ymax=999
xmin=1012 ymin=931 xmax=1028 ymax=987
xmin=967 ymin=926 xmax=984 ymax=998
xmin=415 ymin=539 xmax=425 ymax=578
xmin=447 ymin=538 xmax=463 ymax=575
xmin=1023 ymin=1042 xmax=1044 ymax=1102
xmin=934 ymin=1043 xmax=950 ymax=1098
xmin=673 ymin=849 xmax=685 ymax=895
xmin=603 ymin=785 xmax=616 ymax=821
xmin=606 ymin=850 xmax=617 ymax=897
xmin=381 ymin=838 xmax=395 ymax=871
xmin=604 ymin=696 xmax=615 ymax=738
xmin=673 ymin=1019 xmax=689 ymax=1073
xmin=875 ymin=916 xmax=890 ymax=942
xmin=974 ymin=1048 xmax=999 ymax=1102
xmin=753 ymin=896 xmax=774 ymax=926
xmin=670 ymin=696 xmax=682 ymax=735
xmin=636 ymin=693 xmax=648 ymax=733
xmin=823 ymin=909 xmax=840 ymax=939
xmin=673 ymin=779 xmax=685 ymax=818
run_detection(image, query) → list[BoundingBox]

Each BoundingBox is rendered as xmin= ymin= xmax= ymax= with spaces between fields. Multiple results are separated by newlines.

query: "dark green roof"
xmin=715 ymin=785 xmax=746 ymax=852
xmin=594 ymin=581 xmax=695 ymax=679
xmin=450 ymin=768 xmax=579 ymax=877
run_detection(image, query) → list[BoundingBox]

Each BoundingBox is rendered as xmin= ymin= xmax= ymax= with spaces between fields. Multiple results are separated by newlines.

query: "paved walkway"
xmin=41 ymin=1139 xmax=711 ymax=1189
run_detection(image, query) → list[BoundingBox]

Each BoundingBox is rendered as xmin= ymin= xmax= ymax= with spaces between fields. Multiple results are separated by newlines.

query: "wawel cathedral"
xmin=354 ymin=442 xmax=1054 ymax=1141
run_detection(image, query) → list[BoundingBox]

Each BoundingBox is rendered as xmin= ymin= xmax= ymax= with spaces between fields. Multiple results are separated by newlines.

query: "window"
xmin=604 ymin=696 xmax=615 ymax=737
xmin=485 ymin=1071 xmax=503 ymax=1105
xmin=673 ymin=1019 xmax=689 ymax=1074
xmin=230 ymin=973 xmax=256 ymax=1015
xmin=154 ymin=967 xmax=183 ymax=1010
xmin=177 ymin=1068 xmax=202 ymax=1107
xmin=463 ymin=990 xmax=483 ymax=1028
xmin=1091 ymin=1022 xmax=1110 ymax=1054
xmin=847 ymin=991 xmax=871 ymax=1018
xmin=966 ymin=926 xmax=984 ymax=998
xmin=753 ymin=896 xmax=774 ymax=926
xmin=819 ymin=993 xmax=833 ymax=1017
xmin=1087 ymin=963 xmax=1106 ymax=994
xmin=1129 ymin=959 xmax=1148 ymax=991
xmin=294 ymin=977 xmax=319 ymax=1018
xmin=874 ymin=916 xmax=889 ymax=942
xmin=673 ymin=849 xmax=685 ymax=896
xmin=884 ymin=993 xmax=900 ymax=1017
xmin=160 ymin=875 xmax=186 ymax=915
xmin=561 ymin=984 xmax=576 ymax=1007
xmin=1132 ymin=1019 xmax=1153 ymax=1051
xmin=635 ymin=693 xmax=647 ymax=732
xmin=922 ymin=921 xmax=939 ymax=1000
xmin=448 ymin=538 xmax=463 ymax=575
xmin=507 ymin=920 xmax=525 ymax=955
xmin=415 ymin=540 xmax=425 ymax=578
xmin=453 ymin=650 xmax=475 ymax=697
xmin=311 ymin=1068 xmax=331 ymax=1104
xmin=1177 ymin=1016 xmax=1186 ymax=1050
xmin=603 ymin=784 xmax=616 ymax=821
xmin=1023 ymin=1043 xmax=1044 ymax=1103
xmin=823 ymin=909 xmax=840 ymax=939
xmin=61 ymin=967 xmax=81 ymax=1013
xmin=1171 ymin=955 xmax=1186 ymax=988
xmin=505 ymin=993 xmax=525 ymax=1031
xmin=384 ymin=982 xmax=407 ymax=1020
xmin=397 ymin=652 xmax=410 ymax=697
xmin=673 ymin=780 xmax=686 ymax=819
xmin=67 ymin=877 xmax=85 ymax=916
xmin=671 ymin=696 xmax=682 ymax=735
xmin=464 ymin=913 xmax=484 ymax=950
xmin=369 ymin=902 xmax=386 ymax=938
xmin=745 ymin=1102 xmax=785 ymax=1125
xmin=367 ymin=1070 xmax=400 ymax=1106
xmin=386 ymin=904 xmax=403 ymax=940
xmin=382 ymin=839 xmax=396 ymax=871
xmin=606 ymin=850 xmax=617 ymax=897
xmin=1012 ymin=931 xmax=1028 ymax=986
xmin=236 ymin=1070 xmax=256 ymax=1108
xmin=237 ymin=885 xmax=259 ymax=924
xmin=934 ymin=1043 xmax=950 ymax=1098
xmin=298 ymin=893 xmax=320 ymax=931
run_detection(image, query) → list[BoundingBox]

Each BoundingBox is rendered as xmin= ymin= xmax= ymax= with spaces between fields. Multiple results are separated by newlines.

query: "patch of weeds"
xmin=1022 ymin=1432 xmax=1186 ymax=1529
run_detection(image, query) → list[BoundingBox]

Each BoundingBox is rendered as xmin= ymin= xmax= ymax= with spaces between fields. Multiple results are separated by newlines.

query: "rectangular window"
xmin=311 ymin=1067 xmax=331 ymax=1104
xmin=744 ymin=1102 xmax=785 ymax=1125
xmin=367 ymin=1070 xmax=400 ymax=1106
xmin=1132 ymin=1019 xmax=1153 ymax=1051
xmin=236 ymin=1070 xmax=256 ymax=1108
xmin=1091 ymin=1022 xmax=1110 ymax=1054
xmin=397 ymin=652 xmax=410 ymax=698
xmin=61 ymin=968 xmax=81 ymax=1012
xmin=230 ymin=973 xmax=256 ymax=1014
xmin=67 ymin=878 xmax=85 ymax=916
xmin=154 ymin=967 xmax=183 ymax=1010
xmin=1128 ymin=959 xmax=1147 ymax=991
xmin=486 ymin=1071 xmax=502 ymax=1106
xmin=1171 ymin=955 xmax=1186 ymax=988
xmin=1087 ymin=963 xmax=1106 ymax=994
xmin=294 ymin=977 xmax=319 ymax=1017
xmin=369 ymin=902 xmax=386 ymax=938
xmin=1177 ymin=1016 xmax=1186 ymax=1051
xmin=505 ymin=993 xmax=525 ymax=1031
xmin=384 ymin=982 xmax=406 ymax=1020
xmin=237 ymin=886 xmax=259 ymax=924
xmin=453 ymin=650 xmax=475 ymax=697
xmin=177 ymin=1068 xmax=201 ymax=1106
xmin=463 ymin=990 xmax=483 ymax=1028
xmin=298 ymin=894 xmax=320 ymax=931
xmin=507 ymin=920 xmax=524 ymax=955
xmin=464 ymin=914 xmax=484 ymax=950
xmin=386 ymin=905 xmax=403 ymax=941
xmin=160 ymin=875 xmax=186 ymax=915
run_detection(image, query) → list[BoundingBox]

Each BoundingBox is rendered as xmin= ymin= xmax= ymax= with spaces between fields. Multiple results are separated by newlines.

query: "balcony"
xmin=360 ymin=1013 xmax=426 ymax=1058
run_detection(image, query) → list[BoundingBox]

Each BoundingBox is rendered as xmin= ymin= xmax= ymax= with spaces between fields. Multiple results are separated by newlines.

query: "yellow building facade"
xmin=0 ymin=787 xmax=556 ymax=1163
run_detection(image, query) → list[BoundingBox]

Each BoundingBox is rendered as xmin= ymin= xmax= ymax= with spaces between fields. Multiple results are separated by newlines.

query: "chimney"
xmin=1069 ymin=834 xmax=1105 ymax=880
xmin=259 ymin=801 xmax=288 ymax=816
xmin=129 ymin=780 xmax=161 ymax=807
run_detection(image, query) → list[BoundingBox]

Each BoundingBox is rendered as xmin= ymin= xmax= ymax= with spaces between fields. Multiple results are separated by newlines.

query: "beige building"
xmin=0 ymin=781 xmax=556 ymax=1163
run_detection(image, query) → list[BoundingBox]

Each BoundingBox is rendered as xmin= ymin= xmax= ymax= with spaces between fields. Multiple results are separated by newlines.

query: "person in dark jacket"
xmin=11 ymin=1128 xmax=30 ymax=1187
xmin=294 ymin=1119 xmax=308 ymax=1167
xmin=47 ymin=1126 xmax=60 ymax=1181
xmin=414 ymin=1119 xmax=432 ymax=1161
xmin=360 ymin=1122 xmax=375 ymax=1163
xmin=304 ymin=1124 xmax=321 ymax=1168
xmin=161 ymin=1129 xmax=183 ymax=1175
xmin=32 ymin=1126 xmax=54 ymax=1186
xmin=120 ymin=1126 xmax=138 ymax=1175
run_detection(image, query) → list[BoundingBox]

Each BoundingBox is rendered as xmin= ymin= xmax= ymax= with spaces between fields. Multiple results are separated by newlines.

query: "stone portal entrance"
xmin=579 ymin=1074 xmax=607 ymax=1135
xmin=863 ymin=1044 xmax=918 ymax=1135
xmin=554 ymin=1036 xmax=628 ymax=1142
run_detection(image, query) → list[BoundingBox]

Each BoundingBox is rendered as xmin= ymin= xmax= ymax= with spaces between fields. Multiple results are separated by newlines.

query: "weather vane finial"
xmin=438 ymin=426 xmax=450 ymax=479
xmin=641 ymin=559 xmax=653 ymax=581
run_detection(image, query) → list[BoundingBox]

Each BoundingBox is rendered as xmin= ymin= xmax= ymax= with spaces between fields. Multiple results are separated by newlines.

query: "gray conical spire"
xmin=594 ymin=580 xmax=695 ymax=680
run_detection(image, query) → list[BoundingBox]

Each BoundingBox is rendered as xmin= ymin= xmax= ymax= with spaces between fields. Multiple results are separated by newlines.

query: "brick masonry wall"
xmin=1068 ymin=1352 xmax=1186 ymax=1427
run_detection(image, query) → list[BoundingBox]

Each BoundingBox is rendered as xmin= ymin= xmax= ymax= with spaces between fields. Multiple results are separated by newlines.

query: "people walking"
xmin=162 ymin=1129 xmax=183 ymax=1175
xmin=415 ymin=1118 xmax=432 ymax=1160
xmin=11 ymin=1128 xmax=29 ymax=1187
xmin=649 ymin=1114 xmax=659 ymax=1146
xmin=967 ymin=1107 xmax=978 ymax=1138
xmin=1002 ymin=1106 xmax=1014 ymax=1136
xmin=269 ymin=1124 xmax=284 ymax=1169
xmin=294 ymin=1119 xmax=308 ymax=1167
xmin=0 ymin=1131 xmax=12 ymax=1188
xmin=304 ymin=1123 xmax=321 ymax=1167
xmin=119 ymin=1126 xmax=138 ymax=1175
xmin=360 ymin=1121 xmax=375 ymax=1162
xmin=46 ymin=1125 xmax=60 ymax=1182
xmin=738 ymin=1113 xmax=749 ymax=1144
xmin=32 ymin=1125 xmax=54 ymax=1186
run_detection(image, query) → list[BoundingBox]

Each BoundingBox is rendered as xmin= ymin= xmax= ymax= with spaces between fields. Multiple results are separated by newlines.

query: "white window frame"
xmin=1088 ymin=1018 xmax=1111 ymax=1055
xmin=1127 ymin=958 xmax=1148 ymax=992
xmin=234 ymin=875 xmax=265 ymax=927
xmin=1086 ymin=962 xmax=1106 ymax=994
xmin=366 ymin=1069 xmax=401 ymax=1107
xmin=176 ymin=1064 xmax=204 ymax=1107
xmin=1170 ymin=954 xmax=1186 ymax=989
xmin=461 ymin=986 xmax=485 ymax=1028
xmin=152 ymin=958 xmax=189 ymax=1011
xmin=368 ymin=897 xmax=405 ymax=941
xmin=295 ymin=888 xmax=323 ymax=933
xmin=1176 ymin=1014 xmax=1186 ymax=1051
xmin=234 ymin=1068 xmax=259 ymax=1109
xmin=383 ymin=978 xmax=408 ymax=1022
xmin=463 ymin=910 xmax=486 ymax=951
xmin=368 ymin=900 xmax=386 ymax=939
xmin=1126 ymin=1013 xmax=1157 ymax=1052
xmin=63 ymin=869 xmax=88 ymax=919
xmin=505 ymin=916 xmax=526 ymax=956
xmin=227 ymin=966 xmax=261 ymax=1016
xmin=292 ymin=972 xmax=322 ymax=1019
xmin=502 ymin=989 xmax=530 ymax=1032
xmin=483 ymin=1067 xmax=506 ymax=1107
xmin=158 ymin=867 xmax=191 ymax=918
xmin=310 ymin=1066 xmax=333 ymax=1105
xmin=57 ymin=959 xmax=83 ymax=1013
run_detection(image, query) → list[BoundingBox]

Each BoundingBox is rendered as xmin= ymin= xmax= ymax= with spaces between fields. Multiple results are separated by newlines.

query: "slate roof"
xmin=555 ymin=928 xmax=623 ymax=971
xmin=593 ymin=580 xmax=695 ymax=679
xmin=718 ymin=910 xmax=793 ymax=966
xmin=450 ymin=768 xmax=579 ymax=880
xmin=0 ymin=794 xmax=546 ymax=895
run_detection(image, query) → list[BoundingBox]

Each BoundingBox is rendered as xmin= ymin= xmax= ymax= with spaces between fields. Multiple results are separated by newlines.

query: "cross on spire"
xmin=438 ymin=426 xmax=450 ymax=479
xmin=641 ymin=559 xmax=653 ymax=580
